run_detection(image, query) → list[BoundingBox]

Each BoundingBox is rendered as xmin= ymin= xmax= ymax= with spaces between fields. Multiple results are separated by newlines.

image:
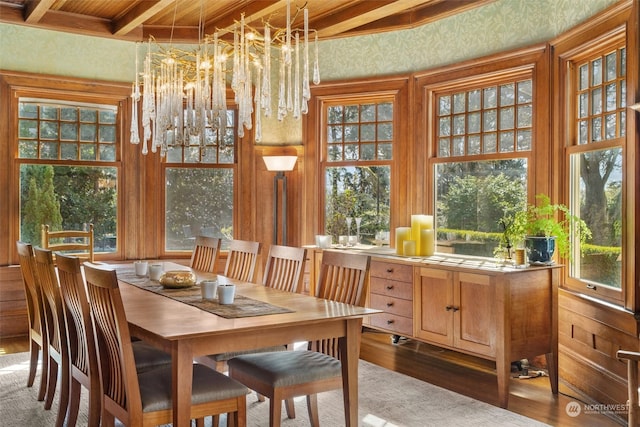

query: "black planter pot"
xmin=525 ymin=236 xmax=556 ymax=265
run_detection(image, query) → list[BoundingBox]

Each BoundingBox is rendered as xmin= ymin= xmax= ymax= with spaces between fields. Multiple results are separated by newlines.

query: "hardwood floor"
xmin=359 ymin=329 xmax=625 ymax=427
xmin=0 ymin=332 xmax=625 ymax=426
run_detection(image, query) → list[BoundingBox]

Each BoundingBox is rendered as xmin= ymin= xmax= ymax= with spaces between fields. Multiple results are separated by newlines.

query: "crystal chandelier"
xmin=129 ymin=0 xmax=320 ymax=156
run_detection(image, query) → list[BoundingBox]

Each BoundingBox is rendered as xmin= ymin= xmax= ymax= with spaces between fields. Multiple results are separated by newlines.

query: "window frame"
xmin=0 ymin=71 xmax=130 ymax=263
xmin=415 ymin=46 xmax=549 ymax=258
xmin=559 ymin=28 xmax=627 ymax=305
xmin=158 ymin=107 xmax=239 ymax=256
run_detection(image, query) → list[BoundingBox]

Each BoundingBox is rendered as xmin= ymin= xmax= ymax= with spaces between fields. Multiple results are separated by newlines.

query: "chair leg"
xmin=66 ymin=379 xmax=83 ymax=427
xmin=284 ymin=398 xmax=296 ymax=419
xmin=55 ymin=356 xmax=70 ymax=427
xmin=27 ymin=340 xmax=39 ymax=387
xmin=269 ymin=397 xmax=282 ymax=427
xmin=37 ymin=344 xmax=50 ymax=401
xmin=44 ymin=357 xmax=58 ymax=409
xmin=306 ymin=394 xmax=320 ymax=427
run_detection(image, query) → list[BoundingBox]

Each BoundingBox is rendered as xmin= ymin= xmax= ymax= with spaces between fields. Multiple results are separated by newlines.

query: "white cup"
xmin=134 ymin=261 xmax=148 ymax=277
xmin=200 ymin=280 xmax=218 ymax=300
xmin=315 ymin=235 xmax=332 ymax=249
xmin=217 ymin=284 xmax=236 ymax=305
xmin=149 ymin=264 xmax=163 ymax=281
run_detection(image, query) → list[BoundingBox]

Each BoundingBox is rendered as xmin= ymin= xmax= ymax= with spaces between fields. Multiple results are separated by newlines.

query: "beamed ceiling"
xmin=0 ymin=0 xmax=493 ymax=42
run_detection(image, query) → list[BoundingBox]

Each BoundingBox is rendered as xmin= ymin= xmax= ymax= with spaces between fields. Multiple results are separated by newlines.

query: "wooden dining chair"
xmin=223 ymin=239 xmax=262 ymax=283
xmin=41 ymin=224 xmax=94 ymax=262
xmin=33 ymin=247 xmax=71 ymax=427
xmin=191 ymin=236 xmax=222 ymax=273
xmin=261 ymin=245 xmax=308 ymax=293
xmin=617 ymin=349 xmax=640 ymax=426
xmin=56 ymin=254 xmax=173 ymax=427
xmin=82 ymin=262 xmax=249 ymax=427
xmin=197 ymin=245 xmax=308 ymax=372
xmin=227 ymin=250 xmax=371 ymax=427
xmin=16 ymin=241 xmax=48 ymax=402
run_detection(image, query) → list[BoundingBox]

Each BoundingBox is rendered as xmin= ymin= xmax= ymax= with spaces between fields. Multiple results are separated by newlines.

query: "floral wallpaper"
xmin=0 ymin=0 xmax=619 ymax=144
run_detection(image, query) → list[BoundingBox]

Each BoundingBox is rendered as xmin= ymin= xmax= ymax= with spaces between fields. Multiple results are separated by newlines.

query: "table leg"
xmin=340 ymin=318 xmax=362 ymax=427
xmin=173 ymin=341 xmax=193 ymax=427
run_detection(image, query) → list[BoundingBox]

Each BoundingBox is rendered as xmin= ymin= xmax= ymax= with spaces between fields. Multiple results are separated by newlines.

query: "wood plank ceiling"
xmin=0 ymin=0 xmax=493 ymax=42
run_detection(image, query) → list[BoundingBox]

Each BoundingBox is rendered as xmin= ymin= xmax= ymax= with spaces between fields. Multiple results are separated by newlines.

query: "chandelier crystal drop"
xmin=130 ymin=1 xmax=320 ymax=157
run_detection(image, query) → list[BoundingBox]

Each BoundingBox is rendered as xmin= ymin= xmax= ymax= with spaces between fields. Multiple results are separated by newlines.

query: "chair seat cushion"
xmin=207 ymin=345 xmax=287 ymax=362
xmin=138 ymin=364 xmax=249 ymax=412
xmin=227 ymin=350 xmax=342 ymax=388
xmin=132 ymin=341 xmax=172 ymax=373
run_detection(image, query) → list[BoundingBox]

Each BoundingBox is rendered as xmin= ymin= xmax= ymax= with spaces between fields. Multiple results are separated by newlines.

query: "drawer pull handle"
xmin=446 ymin=305 xmax=460 ymax=312
xmin=386 ymin=319 xmax=395 ymax=325
xmin=386 ymin=302 xmax=394 ymax=307
xmin=386 ymin=285 xmax=394 ymax=290
xmin=446 ymin=305 xmax=453 ymax=311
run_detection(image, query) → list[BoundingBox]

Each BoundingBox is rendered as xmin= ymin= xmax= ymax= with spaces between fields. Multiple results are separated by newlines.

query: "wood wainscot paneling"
xmin=558 ymin=288 xmax=640 ymax=422
xmin=0 ymin=266 xmax=28 ymax=339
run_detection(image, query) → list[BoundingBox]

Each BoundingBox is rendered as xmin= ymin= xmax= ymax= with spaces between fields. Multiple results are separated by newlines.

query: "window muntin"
xmin=17 ymin=99 xmax=119 ymax=254
xmin=165 ymin=110 xmax=236 ymax=164
xmin=568 ymin=44 xmax=625 ymax=294
xmin=437 ymin=79 xmax=533 ymax=157
xmin=576 ymin=47 xmax=626 ymax=144
xmin=326 ymin=102 xmax=393 ymax=162
xmin=163 ymin=109 xmax=237 ymax=251
xmin=18 ymin=100 xmax=117 ymax=161
xmin=322 ymin=99 xmax=394 ymax=244
xmin=433 ymin=77 xmax=532 ymax=258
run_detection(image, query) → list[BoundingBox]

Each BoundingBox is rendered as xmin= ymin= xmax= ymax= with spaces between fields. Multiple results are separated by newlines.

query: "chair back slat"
xmin=190 ymin=236 xmax=221 ymax=273
xmin=41 ymin=224 xmax=94 ymax=262
xmin=262 ymin=245 xmax=307 ymax=293
xmin=57 ymin=254 xmax=97 ymax=379
xmin=33 ymin=248 xmax=66 ymax=355
xmin=84 ymin=262 xmax=142 ymax=419
xmin=224 ymin=240 xmax=261 ymax=283
xmin=16 ymin=242 xmax=44 ymax=338
xmin=311 ymin=251 xmax=370 ymax=358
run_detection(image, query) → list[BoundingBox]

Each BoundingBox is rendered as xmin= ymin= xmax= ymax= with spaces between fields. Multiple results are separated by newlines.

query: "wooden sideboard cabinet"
xmin=414 ymin=263 xmax=559 ymax=408
xmin=368 ymin=260 xmax=413 ymax=339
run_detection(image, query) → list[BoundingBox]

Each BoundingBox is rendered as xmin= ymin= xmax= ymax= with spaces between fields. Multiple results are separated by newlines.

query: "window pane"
xmin=360 ymin=104 xmax=375 ymax=122
xmin=569 ymin=148 xmax=622 ymax=289
xmin=165 ymin=168 xmax=233 ymax=251
xmin=435 ymin=159 xmax=527 ymax=258
xmin=19 ymin=164 xmax=117 ymax=253
xmin=324 ymin=166 xmax=390 ymax=244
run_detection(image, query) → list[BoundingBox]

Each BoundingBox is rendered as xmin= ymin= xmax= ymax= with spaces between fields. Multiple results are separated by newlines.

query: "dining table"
xmin=108 ymin=261 xmax=380 ymax=427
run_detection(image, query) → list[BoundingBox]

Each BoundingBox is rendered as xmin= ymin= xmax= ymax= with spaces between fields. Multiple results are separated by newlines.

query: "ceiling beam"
xmin=113 ymin=0 xmax=175 ymax=37
xmin=24 ymin=0 xmax=56 ymax=23
xmin=315 ymin=0 xmax=430 ymax=39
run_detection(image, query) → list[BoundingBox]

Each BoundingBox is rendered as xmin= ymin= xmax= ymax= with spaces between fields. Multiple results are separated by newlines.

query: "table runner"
xmin=116 ymin=269 xmax=294 ymax=319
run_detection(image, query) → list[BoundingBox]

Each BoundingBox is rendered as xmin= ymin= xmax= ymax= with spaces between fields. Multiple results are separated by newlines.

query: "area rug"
xmin=0 ymin=352 xmax=549 ymax=426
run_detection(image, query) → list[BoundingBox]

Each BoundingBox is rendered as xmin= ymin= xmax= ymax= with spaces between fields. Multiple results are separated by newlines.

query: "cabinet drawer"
xmin=370 ymin=261 xmax=413 ymax=282
xmin=370 ymin=278 xmax=413 ymax=300
xmin=369 ymin=312 xmax=413 ymax=336
xmin=370 ymin=294 xmax=413 ymax=317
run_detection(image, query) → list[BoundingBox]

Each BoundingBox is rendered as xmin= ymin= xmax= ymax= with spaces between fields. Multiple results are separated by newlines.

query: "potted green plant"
xmin=499 ymin=194 xmax=592 ymax=265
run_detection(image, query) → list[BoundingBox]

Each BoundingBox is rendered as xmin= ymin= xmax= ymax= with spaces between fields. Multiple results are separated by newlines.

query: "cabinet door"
xmin=454 ymin=272 xmax=496 ymax=357
xmin=415 ymin=267 xmax=453 ymax=346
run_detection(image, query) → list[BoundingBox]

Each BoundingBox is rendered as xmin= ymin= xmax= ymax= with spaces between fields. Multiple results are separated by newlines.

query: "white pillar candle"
xmin=395 ymin=227 xmax=411 ymax=255
xmin=420 ymin=229 xmax=435 ymax=256
xmin=403 ymin=240 xmax=416 ymax=256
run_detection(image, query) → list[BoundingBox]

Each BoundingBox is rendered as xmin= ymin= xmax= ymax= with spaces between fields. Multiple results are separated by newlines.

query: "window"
xmin=567 ymin=42 xmax=625 ymax=298
xmin=17 ymin=99 xmax=118 ymax=253
xmin=163 ymin=110 xmax=236 ymax=251
xmin=322 ymin=100 xmax=393 ymax=244
xmin=433 ymin=78 xmax=532 ymax=258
